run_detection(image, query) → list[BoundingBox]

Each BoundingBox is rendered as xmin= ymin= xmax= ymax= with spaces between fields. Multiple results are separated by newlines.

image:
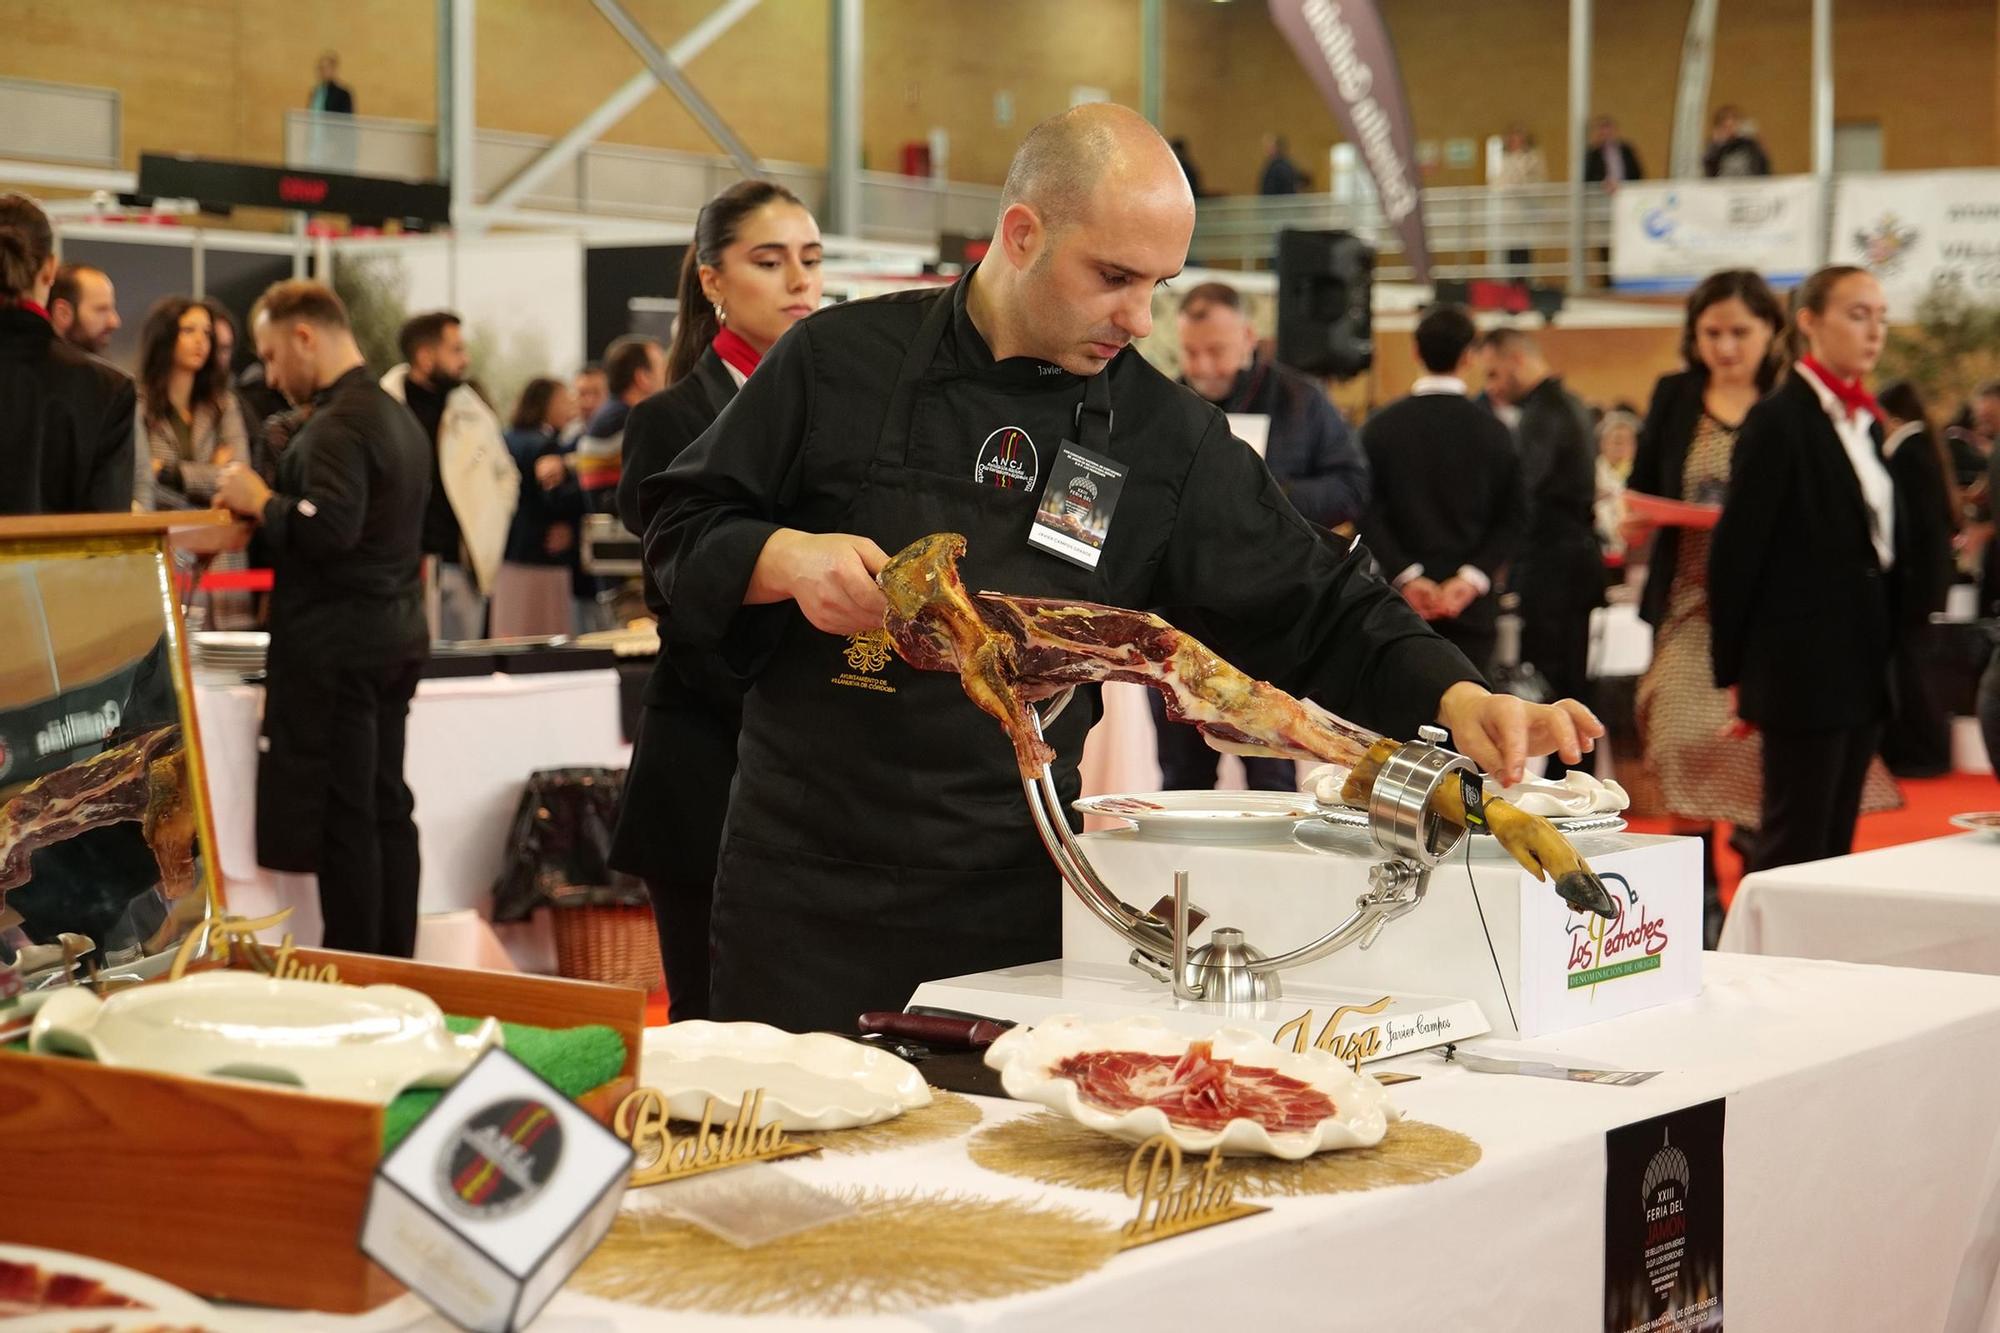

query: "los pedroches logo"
xmin=1566 ymin=873 xmax=1670 ymax=990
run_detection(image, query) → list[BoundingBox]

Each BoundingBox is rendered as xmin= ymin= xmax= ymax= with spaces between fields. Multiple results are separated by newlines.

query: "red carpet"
xmin=1625 ymin=770 xmax=2000 ymax=908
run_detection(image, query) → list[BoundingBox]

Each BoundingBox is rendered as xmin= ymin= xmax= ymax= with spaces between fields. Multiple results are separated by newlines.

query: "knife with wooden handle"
xmin=858 ymin=1010 xmax=1015 ymax=1050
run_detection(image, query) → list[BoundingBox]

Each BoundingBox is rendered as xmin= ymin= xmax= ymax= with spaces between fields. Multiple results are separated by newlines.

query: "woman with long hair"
xmin=1709 ymin=266 xmax=1907 ymax=872
xmin=1874 ymin=379 xmax=1960 ymax=776
xmin=138 ymin=295 xmax=245 ymax=509
xmin=491 ymin=375 xmax=584 ymax=638
xmin=609 ymin=178 xmax=823 ymax=1019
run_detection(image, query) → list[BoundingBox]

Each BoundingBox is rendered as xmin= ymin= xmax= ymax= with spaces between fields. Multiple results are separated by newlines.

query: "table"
xmin=195 ymin=670 xmax=631 ymax=948
xmin=258 ymin=953 xmax=2000 ymax=1331
xmin=1720 ymin=833 xmax=2000 ymax=974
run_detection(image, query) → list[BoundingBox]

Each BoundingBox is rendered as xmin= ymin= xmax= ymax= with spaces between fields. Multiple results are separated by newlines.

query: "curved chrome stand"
xmin=1024 ymin=692 xmax=1474 ymax=1007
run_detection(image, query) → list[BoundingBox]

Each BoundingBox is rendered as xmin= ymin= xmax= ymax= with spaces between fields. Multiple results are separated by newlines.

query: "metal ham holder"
xmin=1024 ymin=689 xmax=1476 ymax=1007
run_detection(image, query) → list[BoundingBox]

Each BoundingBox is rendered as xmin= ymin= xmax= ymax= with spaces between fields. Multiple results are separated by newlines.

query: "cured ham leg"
xmin=0 ymin=726 xmax=199 ymax=903
xmin=877 ymin=533 xmax=1615 ymax=919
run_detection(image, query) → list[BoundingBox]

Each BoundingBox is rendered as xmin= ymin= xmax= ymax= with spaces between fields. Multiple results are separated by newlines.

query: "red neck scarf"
xmin=713 ymin=327 xmax=762 ymax=381
xmin=1798 ymin=355 xmax=1882 ymax=423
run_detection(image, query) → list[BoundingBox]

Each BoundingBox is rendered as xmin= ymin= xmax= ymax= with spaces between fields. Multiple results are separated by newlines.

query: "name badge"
xmin=1028 ymin=442 xmax=1127 ymax=570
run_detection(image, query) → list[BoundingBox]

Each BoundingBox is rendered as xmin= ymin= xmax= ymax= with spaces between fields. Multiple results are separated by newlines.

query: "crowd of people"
xmin=2 ymin=87 xmax=1997 ymax=993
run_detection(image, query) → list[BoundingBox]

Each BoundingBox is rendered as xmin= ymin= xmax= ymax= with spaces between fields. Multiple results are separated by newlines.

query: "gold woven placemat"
xmin=967 ymin=1112 xmax=1481 ymax=1198
xmin=788 ymin=1087 xmax=983 ymax=1156
xmin=575 ymin=1187 xmax=1120 ymax=1317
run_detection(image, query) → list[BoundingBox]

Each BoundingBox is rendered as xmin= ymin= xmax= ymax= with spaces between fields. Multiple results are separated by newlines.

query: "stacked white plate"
xmin=190 ymin=630 xmax=269 ymax=677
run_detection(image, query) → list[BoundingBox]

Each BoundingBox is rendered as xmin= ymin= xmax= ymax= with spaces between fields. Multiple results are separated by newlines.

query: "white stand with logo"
xmin=1058 ymin=828 xmax=1702 ymax=1040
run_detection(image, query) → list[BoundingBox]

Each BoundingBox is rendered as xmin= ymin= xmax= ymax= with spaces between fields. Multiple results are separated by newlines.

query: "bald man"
xmin=643 ymin=104 xmax=1603 ymax=1030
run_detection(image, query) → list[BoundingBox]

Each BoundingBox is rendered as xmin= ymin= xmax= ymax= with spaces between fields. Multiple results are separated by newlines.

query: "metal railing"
xmin=0 ymin=76 xmax=120 ymax=167
xmin=283 ymin=110 xmax=1002 ymax=243
xmin=1190 ymin=185 xmax=1617 ymax=281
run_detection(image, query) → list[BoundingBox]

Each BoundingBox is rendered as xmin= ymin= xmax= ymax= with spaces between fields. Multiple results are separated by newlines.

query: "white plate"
xmin=1072 ymin=790 xmax=1319 ymax=842
xmin=641 ymin=1021 xmax=931 ymax=1131
xmin=28 ymin=971 xmax=501 ymax=1104
xmin=1951 ymin=812 xmax=2000 ymax=840
xmin=985 ymin=1014 xmax=1395 ymax=1159
xmin=0 ymin=1243 xmax=213 ymax=1321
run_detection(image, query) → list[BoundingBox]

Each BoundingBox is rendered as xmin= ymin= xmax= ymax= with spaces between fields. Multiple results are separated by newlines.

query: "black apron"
xmin=709 ymin=290 xmax=1112 ymax=1032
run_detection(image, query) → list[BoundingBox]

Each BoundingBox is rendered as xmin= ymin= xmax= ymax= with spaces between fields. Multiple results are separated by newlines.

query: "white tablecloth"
xmin=257 ymin=953 xmax=2000 ymax=1331
xmin=1721 ymin=833 xmax=2000 ymax=973
xmin=195 ymin=670 xmax=631 ymax=945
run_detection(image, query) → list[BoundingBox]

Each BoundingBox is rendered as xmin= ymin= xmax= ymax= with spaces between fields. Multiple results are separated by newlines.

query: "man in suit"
xmin=1359 ymin=304 xmax=1524 ymax=677
xmin=1487 ymin=327 xmax=1604 ymax=771
xmin=46 ymin=264 xmax=121 ymax=356
xmin=309 ymin=52 xmax=354 ymax=116
xmin=1154 ymin=280 xmax=1372 ymax=790
xmin=1582 ymin=116 xmax=1643 ymax=191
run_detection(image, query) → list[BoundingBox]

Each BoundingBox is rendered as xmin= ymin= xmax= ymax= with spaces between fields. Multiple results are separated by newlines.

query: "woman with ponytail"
xmin=0 ymin=192 xmax=137 ymax=514
xmin=1709 ymin=266 xmax=1908 ymax=871
xmin=611 ymin=179 xmax=822 ymax=1019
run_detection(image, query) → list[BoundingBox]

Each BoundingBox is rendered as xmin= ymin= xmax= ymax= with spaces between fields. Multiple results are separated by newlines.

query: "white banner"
xmin=1832 ymin=170 xmax=2000 ymax=320
xmin=1612 ymin=176 xmax=1822 ymax=289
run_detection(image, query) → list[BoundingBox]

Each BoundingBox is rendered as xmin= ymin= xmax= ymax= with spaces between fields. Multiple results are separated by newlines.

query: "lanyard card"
xmin=1028 ymin=441 xmax=1127 ymax=569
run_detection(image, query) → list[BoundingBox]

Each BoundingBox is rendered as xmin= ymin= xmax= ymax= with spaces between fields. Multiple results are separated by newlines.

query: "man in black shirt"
xmin=1154 ymin=278 xmax=1370 ymax=791
xmin=1486 ymin=327 xmax=1603 ymax=772
xmin=644 ymin=103 xmax=1600 ymax=1031
xmin=1359 ymin=304 xmax=1525 ymax=676
xmin=214 ymin=280 xmax=431 ymax=957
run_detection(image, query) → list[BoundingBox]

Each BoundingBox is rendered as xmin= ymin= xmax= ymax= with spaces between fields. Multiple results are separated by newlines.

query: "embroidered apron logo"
xmin=833 ymin=629 xmax=898 ymax=694
xmin=974 ymin=426 xmax=1039 ymax=490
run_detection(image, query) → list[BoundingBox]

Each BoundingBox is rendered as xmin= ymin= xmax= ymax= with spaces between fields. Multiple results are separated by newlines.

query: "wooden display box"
xmin=0 ymin=948 xmax=645 ymax=1314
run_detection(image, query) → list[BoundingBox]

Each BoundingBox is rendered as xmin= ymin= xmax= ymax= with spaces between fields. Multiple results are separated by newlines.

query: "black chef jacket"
xmin=641 ymin=276 xmax=1480 ymax=1026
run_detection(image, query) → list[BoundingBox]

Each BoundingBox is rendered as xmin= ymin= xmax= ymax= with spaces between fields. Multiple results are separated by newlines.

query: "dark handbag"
xmin=491 ymin=766 xmax=649 ymax=922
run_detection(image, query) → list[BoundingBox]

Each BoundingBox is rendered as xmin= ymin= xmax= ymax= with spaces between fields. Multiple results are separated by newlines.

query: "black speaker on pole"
xmin=1275 ymin=228 xmax=1375 ymax=378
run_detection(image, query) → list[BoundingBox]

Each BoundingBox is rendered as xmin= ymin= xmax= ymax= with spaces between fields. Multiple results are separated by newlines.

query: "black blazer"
xmin=1708 ymin=374 xmax=1910 ymax=731
xmin=618 ymin=346 xmax=748 ymax=709
xmin=0 ymin=306 xmax=136 ymax=515
xmin=1583 ymin=141 xmax=1643 ymax=184
xmin=1628 ymin=368 xmax=1712 ymax=627
xmin=1884 ymin=422 xmax=1956 ymax=624
xmin=1357 ymin=392 xmax=1525 ymax=634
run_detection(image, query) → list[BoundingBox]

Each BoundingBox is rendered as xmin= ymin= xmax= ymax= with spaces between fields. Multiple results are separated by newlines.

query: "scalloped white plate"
xmin=27 ymin=971 xmax=501 ymax=1104
xmin=1072 ymin=791 xmax=1318 ymax=842
xmin=1950 ymin=812 xmax=2000 ymax=840
xmin=0 ymin=1243 xmax=214 ymax=1322
xmin=641 ymin=1021 xmax=931 ymax=1131
xmin=984 ymin=1014 xmax=1396 ymax=1159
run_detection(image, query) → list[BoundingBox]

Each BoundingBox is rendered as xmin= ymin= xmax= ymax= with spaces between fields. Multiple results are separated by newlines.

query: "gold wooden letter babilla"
xmin=613 ymin=1087 xmax=821 ymax=1187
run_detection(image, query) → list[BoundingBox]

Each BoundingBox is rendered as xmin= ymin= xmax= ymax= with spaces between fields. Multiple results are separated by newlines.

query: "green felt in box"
xmin=380 ymin=1015 xmax=629 ymax=1152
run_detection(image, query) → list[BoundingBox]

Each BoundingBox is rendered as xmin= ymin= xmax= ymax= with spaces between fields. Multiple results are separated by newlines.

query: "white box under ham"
xmin=1059 ymin=828 xmax=1704 ymax=1040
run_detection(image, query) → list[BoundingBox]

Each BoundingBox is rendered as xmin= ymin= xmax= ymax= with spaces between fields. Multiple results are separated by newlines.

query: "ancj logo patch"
xmin=1565 ymin=873 xmax=1670 ymax=990
xmin=437 ymin=1097 xmax=564 ymax=1220
xmin=974 ymin=426 xmax=1039 ymax=490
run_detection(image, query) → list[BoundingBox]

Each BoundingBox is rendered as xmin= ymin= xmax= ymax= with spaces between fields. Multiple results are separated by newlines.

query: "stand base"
xmin=909 ymin=959 xmax=1488 ymax=1065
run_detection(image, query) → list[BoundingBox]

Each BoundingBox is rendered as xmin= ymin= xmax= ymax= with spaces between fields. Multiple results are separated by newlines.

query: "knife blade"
xmin=859 ymin=1010 xmax=1014 ymax=1050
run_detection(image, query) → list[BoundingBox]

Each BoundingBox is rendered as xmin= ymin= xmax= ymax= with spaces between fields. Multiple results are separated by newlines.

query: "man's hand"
xmin=1435 ymin=575 xmax=1480 ymax=619
xmin=1436 ymin=680 xmax=1604 ymax=787
xmin=748 ymin=529 xmax=890 ymax=636
xmin=534 ymin=454 xmax=568 ymax=490
xmin=1400 ymin=576 xmax=1444 ymax=620
xmin=211 ymin=463 xmax=272 ymax=521
xmin=545 ymin=521 xmax=574 ymax=556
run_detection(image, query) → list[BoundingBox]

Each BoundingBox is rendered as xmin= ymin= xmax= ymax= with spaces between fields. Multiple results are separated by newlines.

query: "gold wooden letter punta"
xmin=1118 ymin=1135 xmax=1269 ymax=1250
xmin=613 ymin=1087 xmax=820 ymax=1187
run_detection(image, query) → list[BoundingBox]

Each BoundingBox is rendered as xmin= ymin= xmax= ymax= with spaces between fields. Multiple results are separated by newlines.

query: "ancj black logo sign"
xmin=438 ymin=1097 xmax=565 ymax=1221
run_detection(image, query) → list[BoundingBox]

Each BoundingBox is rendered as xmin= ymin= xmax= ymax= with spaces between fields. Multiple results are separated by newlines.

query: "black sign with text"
xmin=137 ymin=153 xmax=451 ymax=224
xmin=1605 ymin=1098 xmax=1725 ymax=1332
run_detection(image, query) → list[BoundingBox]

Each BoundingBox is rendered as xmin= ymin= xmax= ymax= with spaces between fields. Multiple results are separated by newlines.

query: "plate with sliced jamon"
xmin=0 ymin=1244 xmax=213 ymax=1322
xmin=983 ymin=1015 xmax=1396 ymax=1158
